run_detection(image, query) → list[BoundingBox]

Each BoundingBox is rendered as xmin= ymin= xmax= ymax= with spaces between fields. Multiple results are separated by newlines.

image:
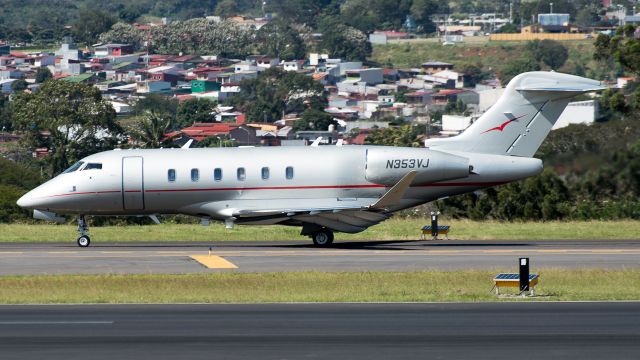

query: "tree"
xmin=499 ymin=57 xmax=541 ymax=85
xmin=35 ymin=67 xmax=52 ymax=84
xmin=214 ymin=0 xmax=238 ymax=18
xmin=496 ymin=23 xmax=518 ymax=33
xmin=11 ymin=80 xmax=122 ymax=176
xmin=176 ymin=98 xmax=218 ymax=128
xmin=256 ymin=19 xmax=306 ymax=61
xmin=134 ymin=94 xmax=178 ymax=118
xmin=460 ymin=63 xmax=485 ymax=87
xmin=318 ymin=19 xmax=371 ymax=61
xmin=267 ymin=0 xmax=333 ymax=27
xmin=410 ymin=0 xmax=448 ymax=34
xmin=292 ymin=109 xmax=337 ymax=131
xmin=10 ymin=79 xmax=28 ymax=93
xmin=99 ymin=23 xmax=145 ymax=51
xmin=227 ymin=68 xmax=326 ymax=122
xmin=130 ymin=112 xmax=175 ymax=149
xmin=73 ymin=9 xmax=116 ymax=45
xmin=364 ymin=125 xmax=423 ymax=147
xmin=526 ymin=39 xmax=568 ymax=70
xmin=0 ymin=95 xmax=11 ymax=131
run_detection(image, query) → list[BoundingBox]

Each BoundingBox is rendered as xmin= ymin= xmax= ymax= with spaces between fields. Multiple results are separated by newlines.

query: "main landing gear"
xmin=311 ymin=229 xmax=334 ymax=247
xmin=77 ymin=215 xmax=90 ymax=247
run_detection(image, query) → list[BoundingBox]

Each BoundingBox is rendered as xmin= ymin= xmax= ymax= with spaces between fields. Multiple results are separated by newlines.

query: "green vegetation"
xmin=371 ymin=39 xmax=598 ymax=81
xmin=227 ymin=68 xmax=326 ymax=123
xmin=1 ymin=219 xmax=640 ymax=242
xmin=11 ymin=80 xmax=123 ymax=176
xmin=0 ymin=269 xmax=638 ymax=303
xmin=0 ymin=158 xmax=44 ymax=223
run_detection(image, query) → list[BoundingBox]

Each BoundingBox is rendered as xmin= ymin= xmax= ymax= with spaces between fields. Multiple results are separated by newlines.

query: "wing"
xmin=190 ymin=171 xmax=417 ymax=233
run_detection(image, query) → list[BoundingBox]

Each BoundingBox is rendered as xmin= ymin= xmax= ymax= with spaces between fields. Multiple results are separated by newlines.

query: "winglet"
xmin=369 ymin=171 xmax=417 ymax=210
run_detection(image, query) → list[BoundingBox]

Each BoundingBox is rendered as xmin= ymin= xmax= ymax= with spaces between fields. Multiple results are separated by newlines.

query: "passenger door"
xmin=122 ymin=157 xmax=144 ymax=210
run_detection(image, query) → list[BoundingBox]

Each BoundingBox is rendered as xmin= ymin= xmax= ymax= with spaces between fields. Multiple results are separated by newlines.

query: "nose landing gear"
xmin=77 ymin=215 xmax=90 ymax=247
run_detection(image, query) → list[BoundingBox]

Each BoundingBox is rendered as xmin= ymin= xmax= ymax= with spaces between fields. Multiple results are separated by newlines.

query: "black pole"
xmin=519 ymin=257 xmax=530 ymax=293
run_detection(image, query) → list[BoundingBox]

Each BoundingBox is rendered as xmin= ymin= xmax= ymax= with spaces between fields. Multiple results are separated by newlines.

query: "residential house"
xmin=421 ymin=61 xmax=454 ymax=74
xmin=94 ymin=44 xmax=134 ymax=57
xmin=254 ymin=56 xmax=279 ymax=69
xmin=343 ymin=68 xmax=384 ymax=86
xmin=191 ymin=79 xmax=221 ymax=93
xmin=0 ymin=79 xmax=17 ymax=94
xmin=0 ymin=69 xmax=24 ymax=80
xmin=283 ymin=60 xmax=305 ymax=72
xmin=61 ymin=73 xmax=97 ymax=84
xmin=136 ymin=80 xmax=171 ymax=94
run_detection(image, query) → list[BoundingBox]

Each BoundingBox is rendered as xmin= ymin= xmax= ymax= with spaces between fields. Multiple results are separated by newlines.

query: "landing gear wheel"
xmin=312 ymin=230 xmax=334 ymax=247
xmin=77 ymin=235 xmax=90 ymax=247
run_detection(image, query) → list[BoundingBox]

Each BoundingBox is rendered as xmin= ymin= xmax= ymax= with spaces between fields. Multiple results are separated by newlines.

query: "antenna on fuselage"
xmin=181 ymin=139 xmax=194 ymax=149
xmin=310 ymin=137 xmax=322 ymax=147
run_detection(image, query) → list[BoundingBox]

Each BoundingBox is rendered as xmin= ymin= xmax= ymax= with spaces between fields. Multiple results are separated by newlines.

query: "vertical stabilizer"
xmin=425 ymin=72 xmax=604 ymax=157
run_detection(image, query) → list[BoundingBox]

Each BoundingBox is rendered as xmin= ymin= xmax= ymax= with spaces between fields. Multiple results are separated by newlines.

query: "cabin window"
xmin=168 ymin=169 xmax=176 ymax=182
xmin=83 ymin=163 xmax=102 ymax=170
xmin=214 ymin=168 xmax=222 ymax=181
xmin=191 ymin=168 xmax=199 ymax=182
xmin=237 ymin=167 xmax=246 ymax=181
xmin=261 ymin=167 xmax=270 ymax=180
xmin=62 ymin=161 xmax=84 ymax=174
xmin=286 ymin=166 xmax=294 ymax=180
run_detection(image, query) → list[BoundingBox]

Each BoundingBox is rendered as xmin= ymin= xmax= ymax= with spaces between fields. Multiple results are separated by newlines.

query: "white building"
xmin=552 ymin=100 xmax=599 ymax=130
xmin=441 ymin=114 xmax=473 ymax=136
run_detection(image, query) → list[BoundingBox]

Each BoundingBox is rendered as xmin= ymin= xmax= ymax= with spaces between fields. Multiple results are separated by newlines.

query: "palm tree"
xmin=131 ymin=112 xmax=175 ymax=148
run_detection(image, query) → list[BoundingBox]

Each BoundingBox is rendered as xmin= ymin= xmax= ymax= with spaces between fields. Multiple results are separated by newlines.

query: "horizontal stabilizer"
xmin=370 ymin=171 xmax=417 ymax=210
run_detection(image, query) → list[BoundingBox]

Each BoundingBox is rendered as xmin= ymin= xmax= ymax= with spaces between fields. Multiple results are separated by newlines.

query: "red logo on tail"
xmin=481 ymin=114 xmax=528 ymax=134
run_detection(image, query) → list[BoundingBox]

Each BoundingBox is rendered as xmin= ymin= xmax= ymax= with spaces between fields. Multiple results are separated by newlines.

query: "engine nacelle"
xmin=365 ymin=147 xmax=470 ymax=186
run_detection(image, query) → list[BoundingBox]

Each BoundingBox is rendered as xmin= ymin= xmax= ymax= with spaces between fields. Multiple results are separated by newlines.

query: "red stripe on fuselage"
xmin=40 ymin=182 xmax=508 ymax=199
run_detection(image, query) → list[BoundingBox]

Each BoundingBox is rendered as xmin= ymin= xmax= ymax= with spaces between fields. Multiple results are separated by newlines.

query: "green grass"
xmin=1 ymin=219 xmax=639 ymax=242
xmin=0 ymin=269 xmax=638 ymax=304
xmin=371 ymin=38 xmax=596 ymax=75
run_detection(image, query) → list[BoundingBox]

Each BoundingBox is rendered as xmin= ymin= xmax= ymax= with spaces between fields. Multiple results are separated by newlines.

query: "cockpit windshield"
xmin=83 ymin=163 xmax=102 ymax=170
xmin=62 ymin=161 xmax=85 ymax=174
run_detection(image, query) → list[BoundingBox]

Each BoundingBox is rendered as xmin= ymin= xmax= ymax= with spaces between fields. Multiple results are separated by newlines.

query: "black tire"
xmin=312 ymin=230 xmax=334 ymax=246
xmin=77 ymin=235 xmax=90 ymax=247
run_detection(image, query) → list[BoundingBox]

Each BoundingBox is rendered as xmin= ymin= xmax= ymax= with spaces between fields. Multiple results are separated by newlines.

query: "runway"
xmin=0 ymin=302 xmax=638 ymax=359
xmin=0 ymin=239 xmax=639 ymax=274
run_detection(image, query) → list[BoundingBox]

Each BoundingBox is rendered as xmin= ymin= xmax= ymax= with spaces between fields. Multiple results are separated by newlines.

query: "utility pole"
xmin=550 ymin=2 xmax=553 ymax=14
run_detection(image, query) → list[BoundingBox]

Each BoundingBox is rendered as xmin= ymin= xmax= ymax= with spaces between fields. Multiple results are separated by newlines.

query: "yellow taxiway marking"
xmin=47 ymin=251 xmax=78 ymax=254
xmin=190 ymin=254 xmax=238 ymax=269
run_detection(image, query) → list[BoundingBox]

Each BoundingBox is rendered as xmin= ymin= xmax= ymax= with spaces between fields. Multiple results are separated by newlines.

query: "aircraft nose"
xmin=16 ymin=191 xmax=35 ymax=209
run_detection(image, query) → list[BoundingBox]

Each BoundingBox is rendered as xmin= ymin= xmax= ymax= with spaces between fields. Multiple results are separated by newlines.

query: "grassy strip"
xmin=0 ymin=219 xmax=639 ymax=242
xmin=0 ymin=269 xmax=638 ymax=304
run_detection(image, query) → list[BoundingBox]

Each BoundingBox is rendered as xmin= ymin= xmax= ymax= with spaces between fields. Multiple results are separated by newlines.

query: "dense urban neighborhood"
xmin=2 ymin=0 xmax=640 ymax=222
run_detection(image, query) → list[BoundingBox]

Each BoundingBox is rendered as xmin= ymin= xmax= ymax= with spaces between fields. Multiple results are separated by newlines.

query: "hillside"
xmin=371 ymin=38 xmax=603 ymax=80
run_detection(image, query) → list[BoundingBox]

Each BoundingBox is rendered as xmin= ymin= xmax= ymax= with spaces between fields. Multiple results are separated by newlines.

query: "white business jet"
xmin=17 ymin=72 xmax=604 ymax=247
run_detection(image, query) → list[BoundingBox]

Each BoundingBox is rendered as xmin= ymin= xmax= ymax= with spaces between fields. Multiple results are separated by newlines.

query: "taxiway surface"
xmin=0 ymin=302 xmax=638 ymax=359
xmin=0 ymin=239 xmax=638 ymax=274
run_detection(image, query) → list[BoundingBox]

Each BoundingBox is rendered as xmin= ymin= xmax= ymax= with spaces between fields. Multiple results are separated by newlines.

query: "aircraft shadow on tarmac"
xmin=23 ymin=239 xmax=532 ymax=251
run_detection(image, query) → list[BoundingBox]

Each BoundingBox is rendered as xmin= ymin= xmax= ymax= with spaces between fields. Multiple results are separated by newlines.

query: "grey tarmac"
xmin=0 ymin=239 xmax=639 ymax=274
xmin=0 ymin=302 xmax=638 ymax=360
